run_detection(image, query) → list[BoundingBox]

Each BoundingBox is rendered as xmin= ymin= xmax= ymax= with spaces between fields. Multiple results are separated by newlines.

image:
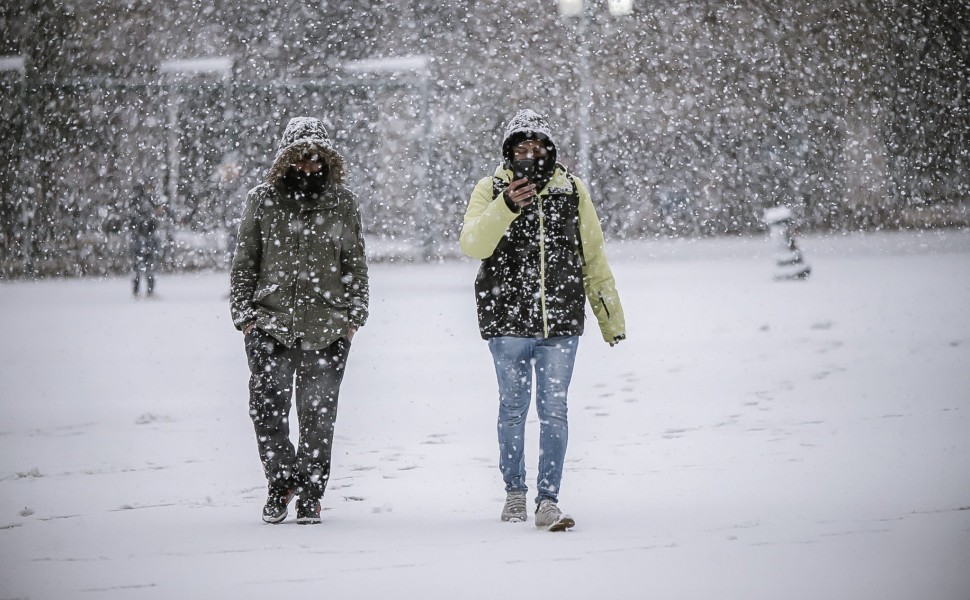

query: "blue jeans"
xmin=487 ymin=335 xmax=579 ymax=504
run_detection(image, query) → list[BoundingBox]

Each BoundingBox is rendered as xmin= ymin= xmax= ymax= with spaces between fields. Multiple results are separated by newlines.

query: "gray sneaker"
xmin=501 ymin=491 xmax=528 ymax=522
xmin=535 ymin=499 xmax=575 ymax=531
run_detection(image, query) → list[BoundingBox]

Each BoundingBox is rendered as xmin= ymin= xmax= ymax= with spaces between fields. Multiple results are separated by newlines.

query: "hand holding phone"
xmin=505 ymin=177 xmax=537 ymax=210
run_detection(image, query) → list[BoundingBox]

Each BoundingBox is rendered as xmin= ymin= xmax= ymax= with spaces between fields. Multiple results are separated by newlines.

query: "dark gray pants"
xmin=245 ymin=328 xmax=350 ymax=500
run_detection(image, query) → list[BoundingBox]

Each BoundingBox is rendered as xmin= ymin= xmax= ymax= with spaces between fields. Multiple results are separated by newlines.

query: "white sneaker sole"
xmin=542 ymin=515 xmax=575 ymax=532
xmin=262 ymin=512 xmax=287 ymax=524
xmin=261 ymin=490 xmax=296 ymax=524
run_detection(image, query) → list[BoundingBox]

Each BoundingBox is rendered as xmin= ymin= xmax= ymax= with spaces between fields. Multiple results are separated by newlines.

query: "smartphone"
xmin=512 ymin=159 xmax=536 ymax=182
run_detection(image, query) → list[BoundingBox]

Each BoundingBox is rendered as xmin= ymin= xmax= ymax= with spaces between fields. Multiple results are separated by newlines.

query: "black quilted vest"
xmin=473 ymin=174 xmax=585 ymax=339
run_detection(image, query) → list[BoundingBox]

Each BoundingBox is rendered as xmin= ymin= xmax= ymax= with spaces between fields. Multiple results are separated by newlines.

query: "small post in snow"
xmin=763 ymin=206 xmax=811 ymax=281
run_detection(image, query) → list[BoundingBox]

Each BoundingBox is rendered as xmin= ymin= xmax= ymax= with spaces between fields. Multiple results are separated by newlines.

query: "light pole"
xmin=341 ymin=55 xmax=434 ymax=257
xmin=2 ymin=55 xmax=29 ymax=274
xmin=158 ymin=57 xmax=233 ymax=214
xmin=558 ymin=0 xmax=632 ymax=184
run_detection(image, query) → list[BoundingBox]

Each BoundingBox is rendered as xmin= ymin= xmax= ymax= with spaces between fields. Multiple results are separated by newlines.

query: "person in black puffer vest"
xmin=460 ymin=109 xmax=626 ymax=532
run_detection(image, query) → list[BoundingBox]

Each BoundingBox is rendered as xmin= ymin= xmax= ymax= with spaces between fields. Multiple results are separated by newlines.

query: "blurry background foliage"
xmin=0 ymin=0 xmax=967 ymax=277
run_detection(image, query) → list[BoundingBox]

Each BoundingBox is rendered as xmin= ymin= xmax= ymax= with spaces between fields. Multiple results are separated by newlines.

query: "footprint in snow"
xmin=135 ymin=413 xmax=175 ymax=425
xmin=663 ymin=428 xmax=689 ymax=439
xmin=421 ymin=433 xmax=449 ymax=445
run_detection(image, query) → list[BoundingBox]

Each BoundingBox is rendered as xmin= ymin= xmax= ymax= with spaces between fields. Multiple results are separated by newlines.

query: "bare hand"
xmin=347 ymin=326 xmax=357 ymax=342
xmin=243 ymin=322 xmax=256 ymax=335
xmin=504 ymin=178 xmax=536 ymax=209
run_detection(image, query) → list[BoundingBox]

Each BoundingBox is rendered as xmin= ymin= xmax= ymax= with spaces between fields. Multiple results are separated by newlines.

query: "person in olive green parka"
xmin=230 ymin=117 xmax=368 ymax=525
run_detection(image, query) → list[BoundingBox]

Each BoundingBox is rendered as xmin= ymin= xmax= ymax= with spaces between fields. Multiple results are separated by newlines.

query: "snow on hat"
xmin=267 ymin=117 xmax=346 ymax=184
xmin=501 ymin=109 xmax=558 ymax=166
xmin=275 ymin=117 xmax=334 ymax=157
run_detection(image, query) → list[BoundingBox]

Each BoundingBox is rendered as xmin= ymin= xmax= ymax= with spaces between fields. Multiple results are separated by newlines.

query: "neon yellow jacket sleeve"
xmin=459 ymin=176 xmax=519 ymax=259
xmin=575 ymin=177 xmax=627 ymax=343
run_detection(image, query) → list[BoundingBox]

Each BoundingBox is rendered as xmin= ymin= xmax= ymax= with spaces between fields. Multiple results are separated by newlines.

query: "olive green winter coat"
xmin=230 ymin=118 xmax=368 ymax=350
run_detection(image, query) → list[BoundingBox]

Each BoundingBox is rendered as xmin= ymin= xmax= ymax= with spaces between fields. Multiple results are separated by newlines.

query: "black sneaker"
xmin=262 ymin=484 xmax=296 ymax=524
xmin=296 ymin=497 xmax=321 ymax=525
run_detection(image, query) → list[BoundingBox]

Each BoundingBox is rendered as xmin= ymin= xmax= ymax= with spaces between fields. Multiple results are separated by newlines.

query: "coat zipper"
xmin=539 ymin=196 xmax=548 ymax=337
xmin=597 ymin=291 xmax=611 ymax=319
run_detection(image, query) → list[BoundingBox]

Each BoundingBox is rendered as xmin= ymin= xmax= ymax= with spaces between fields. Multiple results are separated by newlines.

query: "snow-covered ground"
xmin=2 ymin=229 xmax=969 ymax=599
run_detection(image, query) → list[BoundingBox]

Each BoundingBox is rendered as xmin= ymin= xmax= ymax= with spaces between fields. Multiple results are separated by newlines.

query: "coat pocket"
xmin=308 ymin=286 xmax=350 ymax=309
xmin=254 ymin=283 xmax=279 ymax=302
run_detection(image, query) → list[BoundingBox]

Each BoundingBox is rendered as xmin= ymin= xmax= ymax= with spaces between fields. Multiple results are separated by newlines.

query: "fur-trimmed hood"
xmin=266 ymin=117 xmax=346 ymax=185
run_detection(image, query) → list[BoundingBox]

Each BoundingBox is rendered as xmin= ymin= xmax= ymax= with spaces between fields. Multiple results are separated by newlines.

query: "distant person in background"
xmin=219 ymin=160 xmax=248 ymax=299
xmin=218 ymin=158 xmax=248 ymax=267
xmin=230 ymin=117 xmax=369 ymax=525
xmin=460 ymin=109 xmax=626 ymax=531
xmin=224 ymin=189 xmax=244 ymax=266
xmin=128 ymin=183 xmax=162 ymax=298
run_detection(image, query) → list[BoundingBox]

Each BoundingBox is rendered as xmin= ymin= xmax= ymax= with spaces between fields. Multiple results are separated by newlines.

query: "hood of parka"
xmin=501 ymin=109 xmax=558 ymax=191
xmin=501 ymin=109 xmax=558 ymax=167
xmin=266 ymin=117 xmax=347 ymax=186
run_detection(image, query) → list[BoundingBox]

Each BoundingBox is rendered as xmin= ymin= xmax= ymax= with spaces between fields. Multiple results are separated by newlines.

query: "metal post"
xmin=560 ymin=0 xmax=633 ymax=185
xmin=165 ymin=83 xmax=180 ymax=213
xmin=559 ymin=0 xmax=592 ymax=182
xmin=418 ymin=66 xmax=433 ymax=257
xmin=159 ymin=57 xmax=233 ymax=221
xmin=3 ymin=56 xmax=33 ymax=275
xmin=341 ymin=55 xmax=433 ymax=258
xmin=577 ymin=5 xmax=591 ymax=181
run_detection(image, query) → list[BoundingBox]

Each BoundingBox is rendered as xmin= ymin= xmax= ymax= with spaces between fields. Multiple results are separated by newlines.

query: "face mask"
xmin=284 ymin=166 xmax=330 ymax=197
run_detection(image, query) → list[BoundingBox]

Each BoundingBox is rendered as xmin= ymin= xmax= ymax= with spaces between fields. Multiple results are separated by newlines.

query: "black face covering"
xmin=510 ymin=156 xmax=554 ymax=191
xmin=282 ymin=165 xmax=330 ymax=200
